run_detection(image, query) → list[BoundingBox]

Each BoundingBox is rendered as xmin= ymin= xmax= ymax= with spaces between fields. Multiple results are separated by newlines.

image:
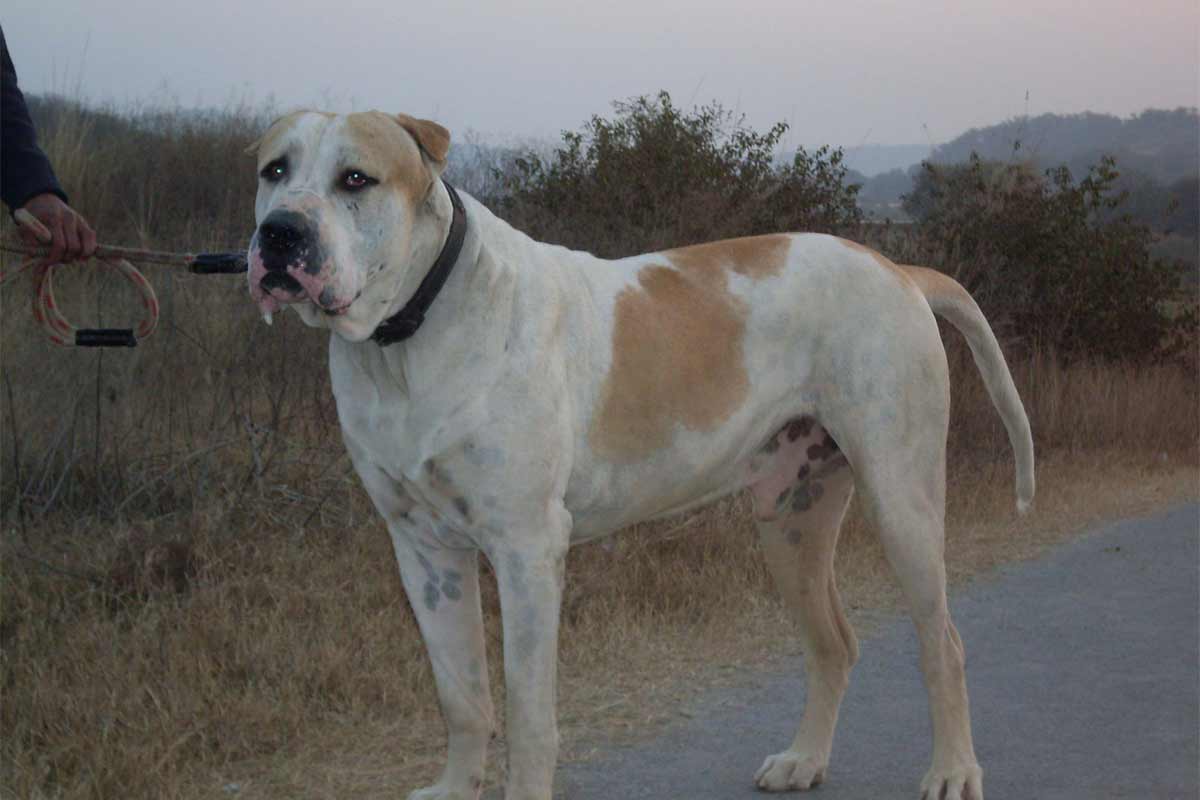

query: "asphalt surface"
xmin=551 ymin=503 xmax=1199 ymax=800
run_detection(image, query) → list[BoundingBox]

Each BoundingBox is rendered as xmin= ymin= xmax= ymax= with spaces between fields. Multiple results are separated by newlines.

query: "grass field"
xmin=2 ymin=99 xmax=1197 ymax=799
xmin=3 ymin=326 xmax=1195 ymax=799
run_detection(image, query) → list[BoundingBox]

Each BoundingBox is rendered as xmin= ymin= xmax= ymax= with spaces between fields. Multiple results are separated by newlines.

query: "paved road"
xmin=554 ymin=504 xmax=1199 ymax=800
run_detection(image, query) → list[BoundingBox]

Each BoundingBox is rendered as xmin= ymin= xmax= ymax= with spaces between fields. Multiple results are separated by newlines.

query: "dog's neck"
xmin=335 ymin=189 xmax=517 ymax=404
xmin=377 ymin=179 xmax=460 ymax=334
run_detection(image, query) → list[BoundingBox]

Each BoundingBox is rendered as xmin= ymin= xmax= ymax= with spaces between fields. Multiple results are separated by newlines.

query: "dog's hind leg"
xmin=831 ymin=333 xmax=984 ymax=800
xmin=749 ymin=428 xmax=857 ymax=792
xmin=853 ymin=451 xmax=983 ymax=800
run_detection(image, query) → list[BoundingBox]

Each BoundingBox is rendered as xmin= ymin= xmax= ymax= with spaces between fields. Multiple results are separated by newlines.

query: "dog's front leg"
xmin=487 ymin=522 xmax=569 ymax=800
xmin=390 ymin=530 xmax=494 ymax=800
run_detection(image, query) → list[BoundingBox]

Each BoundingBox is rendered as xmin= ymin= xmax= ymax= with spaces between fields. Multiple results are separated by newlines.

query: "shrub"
xmin=490 ymin=91 xmax=862 ymax=257
xmin=900 ymin=154 xmax=1193 ymax=361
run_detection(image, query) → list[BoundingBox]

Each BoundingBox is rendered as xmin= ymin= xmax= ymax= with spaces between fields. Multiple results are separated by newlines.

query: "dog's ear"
xmin=394 ymin=113 xmax=451 ymax=172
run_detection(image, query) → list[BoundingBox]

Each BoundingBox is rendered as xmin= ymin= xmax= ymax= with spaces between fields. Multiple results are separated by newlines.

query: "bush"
xmin=900 ymin=154 xmax=1193 ymax=361
xmin=490 ymin=91 xmax=862 ymax=257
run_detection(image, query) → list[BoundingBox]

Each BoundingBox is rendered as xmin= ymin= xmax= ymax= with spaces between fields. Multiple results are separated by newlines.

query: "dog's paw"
xmin=753 ymin=750 xmax=827 ymax=791
xmin=408 ymin=778 xmax=483 ymax=800
xmin=919 ymin=761 xmax=983 ymax=800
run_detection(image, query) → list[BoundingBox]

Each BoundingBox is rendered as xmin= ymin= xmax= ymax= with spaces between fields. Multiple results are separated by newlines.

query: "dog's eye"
xmin=342 ymin=170 xmax=377 ymax=191
xmin=260 ymin=159 xmax=287 ymax=182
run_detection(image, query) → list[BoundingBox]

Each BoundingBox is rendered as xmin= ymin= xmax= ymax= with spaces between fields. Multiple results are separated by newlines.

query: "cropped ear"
xmin=394 ymin=113 xmax=451 ymax=172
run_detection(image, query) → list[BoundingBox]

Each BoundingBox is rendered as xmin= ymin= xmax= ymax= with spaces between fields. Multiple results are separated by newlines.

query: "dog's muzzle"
xmin=249 ymin=210 xmax=349 ymax=316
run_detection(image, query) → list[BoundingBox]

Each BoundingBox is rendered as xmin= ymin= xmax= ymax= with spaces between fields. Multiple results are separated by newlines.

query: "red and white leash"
xmin=0 ymin=209 xmax=246 ymax=347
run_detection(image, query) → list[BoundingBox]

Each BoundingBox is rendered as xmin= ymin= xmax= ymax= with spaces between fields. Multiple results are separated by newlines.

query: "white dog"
xmin=247 ymin=110 xmax=1034 ymax=800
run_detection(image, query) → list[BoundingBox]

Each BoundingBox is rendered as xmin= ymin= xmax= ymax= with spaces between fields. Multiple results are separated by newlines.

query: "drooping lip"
xmin=260 ymin=271 xmax=306 ymax=298
xmin=255 ymin=277 xmax=354 ymax=316
xmin=249 ymin=246 xmax=354 ymax=317
xmin=251 ymin=268 xmax=305 ymax=315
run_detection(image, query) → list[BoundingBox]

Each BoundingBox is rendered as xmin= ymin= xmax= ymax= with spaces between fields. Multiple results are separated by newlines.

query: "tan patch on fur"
xmin=343 ymin=112 xmax=431 ymax=201
xmin=666 ymin=234 xmax=791 ymax=280
xmin=898 ymin=264 xmax=968 ymax=301
xmin=590 ymin=264 xmax=750 ymax=462
xmin=836 ymin=237 xmax=914 ymax=284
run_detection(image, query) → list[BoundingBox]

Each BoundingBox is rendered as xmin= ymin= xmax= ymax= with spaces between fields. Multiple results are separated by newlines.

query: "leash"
xmin=0 ymin=209 xmax=246 ymax=347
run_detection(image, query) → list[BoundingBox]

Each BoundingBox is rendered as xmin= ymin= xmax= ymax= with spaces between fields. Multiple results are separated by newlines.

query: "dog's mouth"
xmin=257 ymin=274 xmax=353 ymax=317
xmin=250 ymin=251 xmax=354 ymax=318
xmin=260 ymin=271 xmax=306 ymax=299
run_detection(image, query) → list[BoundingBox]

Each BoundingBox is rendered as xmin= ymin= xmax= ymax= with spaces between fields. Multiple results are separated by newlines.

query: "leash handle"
xmin=6 ymin=210 xmax=159 ymax=347
xmin=25 ymin=254 xmax=159 ymax=347
xmin=4 ymin=210 xmax=247 ymax=347
xmin=75 ymin=328 xmax=138 ymax=347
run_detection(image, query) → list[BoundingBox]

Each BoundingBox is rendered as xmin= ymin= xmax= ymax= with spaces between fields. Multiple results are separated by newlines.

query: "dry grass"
xmin=3 ymin=351 xmax=1195 ymax=799
xmin=2 ymin=98 xmax=1198 ymax=799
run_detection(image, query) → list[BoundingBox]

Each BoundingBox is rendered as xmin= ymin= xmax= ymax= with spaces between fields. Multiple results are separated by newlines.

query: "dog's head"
xmin=246 ymin=110 xmax=450 ymax=340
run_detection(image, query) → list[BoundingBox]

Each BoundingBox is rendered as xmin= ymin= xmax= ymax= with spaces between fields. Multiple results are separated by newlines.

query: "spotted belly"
xmin=746 ymin=416 xmax=850 ymax=520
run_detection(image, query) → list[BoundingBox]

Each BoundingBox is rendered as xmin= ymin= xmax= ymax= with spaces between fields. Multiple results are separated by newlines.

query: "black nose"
xmin=257 ymin=211 xmax=312 ymax=266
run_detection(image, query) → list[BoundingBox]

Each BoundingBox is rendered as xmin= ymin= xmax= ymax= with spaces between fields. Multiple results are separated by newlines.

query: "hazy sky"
xmin=4 ymin=1 xmax=1197 ymax=149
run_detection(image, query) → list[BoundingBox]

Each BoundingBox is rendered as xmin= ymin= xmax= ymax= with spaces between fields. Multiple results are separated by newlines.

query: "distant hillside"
xmin=930 ymin=108 xmax=1199 ymax=185
xmin=841 ymin=108 xmax=1200 ymax=225
xmin=840 ymin=143 xmax=932 ymax=177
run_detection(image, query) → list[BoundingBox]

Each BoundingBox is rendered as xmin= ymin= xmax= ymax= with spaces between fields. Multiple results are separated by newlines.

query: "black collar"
xmin=371 ymin=181 xmax=468 ymax=346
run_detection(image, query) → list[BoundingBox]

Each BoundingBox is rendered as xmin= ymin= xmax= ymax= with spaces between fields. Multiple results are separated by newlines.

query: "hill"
xmin=929 ymin=108 xmax=1199 ymax=185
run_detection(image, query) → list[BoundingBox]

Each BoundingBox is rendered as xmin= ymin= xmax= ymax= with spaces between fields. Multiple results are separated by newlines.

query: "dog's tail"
xmin=900 ymin=265 xmax=1036 ymax=513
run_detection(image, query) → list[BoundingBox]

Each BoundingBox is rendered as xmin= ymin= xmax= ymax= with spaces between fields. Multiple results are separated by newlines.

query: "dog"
xmin=246 ymin=110 xmax=1034 ymax=800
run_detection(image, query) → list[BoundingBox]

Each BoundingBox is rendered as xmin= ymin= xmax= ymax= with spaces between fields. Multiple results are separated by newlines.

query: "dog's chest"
xmin=330 ymin=339 xmax=525 ymax=543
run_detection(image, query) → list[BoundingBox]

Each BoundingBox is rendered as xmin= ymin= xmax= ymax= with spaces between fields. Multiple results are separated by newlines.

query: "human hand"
xmin=17 ymin=193 xmax=98 ymax=265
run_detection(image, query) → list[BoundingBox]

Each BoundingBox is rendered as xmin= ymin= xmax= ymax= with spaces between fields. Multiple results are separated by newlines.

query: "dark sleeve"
xmin=1 ymin=25 xmax=68 ymax=211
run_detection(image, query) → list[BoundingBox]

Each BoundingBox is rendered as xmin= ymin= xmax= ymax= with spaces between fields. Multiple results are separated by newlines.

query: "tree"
xmin=1166 ymin=175 xmax=1199 ymax=237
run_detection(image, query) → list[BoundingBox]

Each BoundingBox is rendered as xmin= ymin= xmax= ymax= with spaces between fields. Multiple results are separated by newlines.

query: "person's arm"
xmin=1 ymin=26 xmax=66 ymax=210
xmin=1 ymin=25 xmax=96 ymax=262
